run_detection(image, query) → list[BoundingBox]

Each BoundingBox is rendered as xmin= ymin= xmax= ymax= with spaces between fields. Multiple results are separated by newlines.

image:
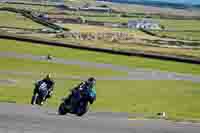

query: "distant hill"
xmin=96 ymin=0 xmax=200 ymax=9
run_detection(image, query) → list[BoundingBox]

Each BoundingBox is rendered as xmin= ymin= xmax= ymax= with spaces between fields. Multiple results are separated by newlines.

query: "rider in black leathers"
xmin=33 ymin=74 xmax=55 ymax=103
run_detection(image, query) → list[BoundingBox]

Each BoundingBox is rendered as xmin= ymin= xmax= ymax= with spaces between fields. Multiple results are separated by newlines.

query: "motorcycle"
xmin=58 ymin=88 xmax=96 ymax=116
xmin=31 ymin=81 xmax=51 ymax=106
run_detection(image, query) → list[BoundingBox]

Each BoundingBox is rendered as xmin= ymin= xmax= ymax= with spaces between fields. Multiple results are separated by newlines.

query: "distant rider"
xmin=33 ymin=74 xmax=55 ymax=103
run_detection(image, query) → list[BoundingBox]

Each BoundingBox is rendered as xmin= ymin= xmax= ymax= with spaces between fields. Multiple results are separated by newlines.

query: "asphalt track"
xmin=0 ymin=51 xmax=200 ymax=82
xmin=0 ymin=103 xmax=200 ymax=133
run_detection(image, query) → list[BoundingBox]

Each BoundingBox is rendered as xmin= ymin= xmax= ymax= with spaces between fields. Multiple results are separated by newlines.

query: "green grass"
xmin=158 ymin=19 xmax=200 ymax=31
xmin=0 ymin=39 xmax=200 ymax=75
xmin=151 ymin=19 xmax=200 ymax=41
xmin=74 ymin=15 xmax=200 ymax=30
xmin=0 ymin=11 xmax=45 ymax=29
xmin=0 ymin=3 xmax=56 ymax=12
xmin=61 ymin=36 xmax=200 ymax=58
xmin=5 ymin=31 xmax=200 ymax=59
xmin=85 ymin=16 xmax=130 ymax=23
xmin=0 ymin=73 xmax=200 ymax=120
xmin=60 ymin=23 xmax=154 ymax=38
xmin=61 ymin=15 xmax=200 ymax=44
xmin=0 ymin=57 xmax=126 ymax=77
xmin=152 ymin=31 xmax=200 ymax=41
xmin=79 ymin=16 xmax=200 ymax=33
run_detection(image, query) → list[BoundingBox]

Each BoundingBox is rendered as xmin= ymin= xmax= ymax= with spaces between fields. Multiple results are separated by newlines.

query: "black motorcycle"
xmin=31 ymin=81 xmax=51 ymax=106
xmin=58 ymin=88 xmax=96 ymax=116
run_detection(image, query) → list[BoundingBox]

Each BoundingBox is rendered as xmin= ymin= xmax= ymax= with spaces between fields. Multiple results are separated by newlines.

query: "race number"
xmin=39 ymin=82 xmax=47 ymax=91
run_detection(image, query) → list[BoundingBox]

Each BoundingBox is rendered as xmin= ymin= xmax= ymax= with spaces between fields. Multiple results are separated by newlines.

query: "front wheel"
xmin=36 ymin=94 xmax=44 ymax=106
xmin=58 ymin=102 xmax=68 ymax=115
xmin=76 ymin=102 xmax=89 ymax=117
xmin=31 ymin=94 xmax=38 ymax=105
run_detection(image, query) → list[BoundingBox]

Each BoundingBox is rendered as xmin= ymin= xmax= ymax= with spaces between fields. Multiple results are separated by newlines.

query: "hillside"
xmin=97 ymin=0 xmax=200 ymax=9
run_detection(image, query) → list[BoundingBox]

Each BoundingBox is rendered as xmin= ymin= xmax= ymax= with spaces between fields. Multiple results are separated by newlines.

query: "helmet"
xmin=45 ymin=73 xmax=51 ymax=80
xmin=88 ymin=77 xmax=96 ymax=82
xmin=87 ymin=77 xmax=96 ymax=86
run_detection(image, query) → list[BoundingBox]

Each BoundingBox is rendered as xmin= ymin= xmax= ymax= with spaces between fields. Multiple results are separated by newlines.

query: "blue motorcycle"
xmin=58 ymin=87 xmax=96 ymax=116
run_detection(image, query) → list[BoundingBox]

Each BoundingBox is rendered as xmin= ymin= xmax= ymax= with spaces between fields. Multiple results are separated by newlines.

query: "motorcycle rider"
xmin=65 ymin=77 xmax=96 ymax=110
xmin=79 ymin=77 xmax=96 ymax=102
xmin=33 ymin=74 xmax=55 ymax=104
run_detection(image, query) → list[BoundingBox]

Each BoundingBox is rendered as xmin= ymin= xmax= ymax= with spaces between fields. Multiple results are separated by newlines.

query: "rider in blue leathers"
xmin=66 ymin=77 xmax=96 ymax=110
xmin=78 ymin=77 xmax=96 ymax=103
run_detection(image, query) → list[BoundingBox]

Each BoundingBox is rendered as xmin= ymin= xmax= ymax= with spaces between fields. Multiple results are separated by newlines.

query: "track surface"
xmin=0 ymin=103 xmax=200 ymax=133
xmin=0 ymin=51 xmax=200 ymax=82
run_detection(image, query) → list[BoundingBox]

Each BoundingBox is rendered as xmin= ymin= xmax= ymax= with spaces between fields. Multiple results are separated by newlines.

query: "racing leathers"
xmin=34 ymin=78 xmax=55 ymax=101
xmin=66 ymin=81 xmax=96 ymax=111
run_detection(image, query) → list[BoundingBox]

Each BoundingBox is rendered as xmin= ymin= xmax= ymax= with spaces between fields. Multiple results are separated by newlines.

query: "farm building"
xmin=128 ymin=19 xmax=161 ymax=30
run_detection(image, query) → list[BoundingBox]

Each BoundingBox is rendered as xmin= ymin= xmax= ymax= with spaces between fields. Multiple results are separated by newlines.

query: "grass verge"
xmin=0 ymin=39 xmax=200 ymax=75
xmin=63 ymin=38 xmax=200 ymax=58
xmin=152 ymin=31 xmax=200 ymax=41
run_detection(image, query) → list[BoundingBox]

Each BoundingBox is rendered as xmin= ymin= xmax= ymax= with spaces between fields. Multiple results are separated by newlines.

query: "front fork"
xmin=31 ymin=93 xmax=38 ymax=105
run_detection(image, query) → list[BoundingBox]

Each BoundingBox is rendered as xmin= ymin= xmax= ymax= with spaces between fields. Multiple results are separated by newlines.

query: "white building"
xmin=128 ymin=19 xmax=161 ymax=30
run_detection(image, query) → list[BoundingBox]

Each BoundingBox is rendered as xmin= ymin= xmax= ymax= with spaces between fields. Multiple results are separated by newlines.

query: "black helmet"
xmin=86 ymin=77 xmax=96 ymax=87
xmin=88 ymin=77 xmax=96 ymax=82
xmin=45 ymin=73 xmax=51 ymax=80
xmin=87 ymin=77 xmax=96 ymax=82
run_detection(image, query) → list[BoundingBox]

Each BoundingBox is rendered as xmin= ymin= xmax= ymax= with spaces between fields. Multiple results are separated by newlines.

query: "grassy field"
xmin=73 ymin=39 xmax=200 ymax=57
xmin=12 ymin=30 xmax=200 ymax=59
xmin=59 ymin=23 xmax=156 ymax=39
xmin=2 ymin=0 xmax=200 ymax=42
xmin=158 ymin=19 xmax=200 ymax=31
xmin=0 ymin=56 xmax=126 ymax=77
xmin=0 ymin=11 xmax=45 ymax=29
xmin=84 ymin=17 xmax=200 ymax=31
xmin=0 ymin=39 xmax=200 ymax=75
xmin=61 ymin=16 xmax=200 ymax=41
xmin=0 ymin=73 xmax=200 ymax=120
xmin=61 ymin=23 xmax=131 ymax=33
xmin=152 ymin=31 xmax=200 ymax=41
xmin=4 ymin=0 xmax=200 ymax=18
xmin=151 ymin=19 xmax=200 ymax=41
xmin=68 ymin=14 xmax=200 ymax=32
xmin=0 ymin=3 xmax=56 ymax=12
xmin=104 ymin=1 xmax=200 ymax=17
xmin=85 ymin=16 xmax=131 ymax=23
